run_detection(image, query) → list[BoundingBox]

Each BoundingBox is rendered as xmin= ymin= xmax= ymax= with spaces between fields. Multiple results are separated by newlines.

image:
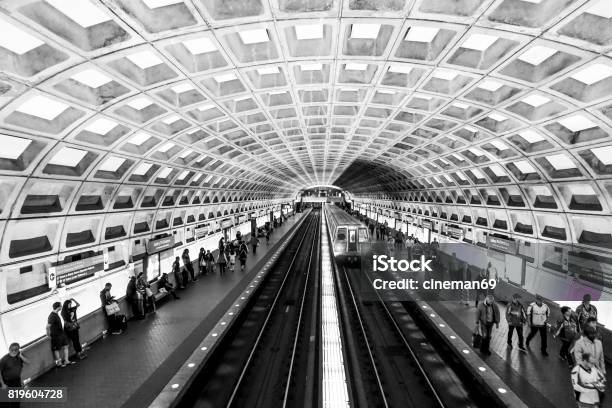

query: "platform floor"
xmin=23 ymin=214 xmax=305 ymax=408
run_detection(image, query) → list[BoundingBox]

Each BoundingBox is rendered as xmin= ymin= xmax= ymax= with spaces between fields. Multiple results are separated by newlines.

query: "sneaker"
xmin=518 ymin=345 xmax=526 ymax=352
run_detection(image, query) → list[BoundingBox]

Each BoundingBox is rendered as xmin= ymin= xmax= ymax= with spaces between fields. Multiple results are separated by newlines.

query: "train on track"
xmin=324 ymin=203 xmax=369 ymax=265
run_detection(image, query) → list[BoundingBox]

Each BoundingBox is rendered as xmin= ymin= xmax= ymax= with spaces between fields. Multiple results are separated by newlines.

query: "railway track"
xmin=332 ymin=245 xmax=478 ymax=407
xmin=178 ymin=210 xmax=320 ymax=408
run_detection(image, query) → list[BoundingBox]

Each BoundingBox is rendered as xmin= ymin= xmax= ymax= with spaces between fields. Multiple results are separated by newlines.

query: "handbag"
xmin=65 ymin=321 xmax=79 ymax=331
xmin=158 ymin=287 xmax=168 ymax=294
xmin=145 ymin=287 xmax=153 ymax=298
xmin=105 ymin=302 xmax=120 ymax=315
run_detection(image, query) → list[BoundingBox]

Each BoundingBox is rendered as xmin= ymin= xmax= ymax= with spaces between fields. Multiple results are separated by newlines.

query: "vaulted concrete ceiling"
xmin=0 ymin=0 xmax=611 ymax=258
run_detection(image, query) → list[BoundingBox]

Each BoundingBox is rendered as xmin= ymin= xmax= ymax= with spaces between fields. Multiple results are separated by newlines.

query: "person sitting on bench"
xmin=158 ymin=273 xmax=180 ymax=300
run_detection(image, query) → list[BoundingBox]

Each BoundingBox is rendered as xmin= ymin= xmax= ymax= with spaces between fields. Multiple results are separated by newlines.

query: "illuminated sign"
xmin=52 ymin=255 xmax=104 ymax=286
xmin=146 ymin=236 xmax=175 ymax=254
xmin=487 ymin=235 xmax=517 ymax=255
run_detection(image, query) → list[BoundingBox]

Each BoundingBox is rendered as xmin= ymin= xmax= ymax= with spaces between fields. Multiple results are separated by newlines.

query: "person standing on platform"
xmin=126 ymin=276 xmax=138 ymax=318
xmin=0 ymin=343 xmax=29 ymax=408
xmin=576 ymin=294 xmax=598 ymax=333
xmin=250 ymin=234 xmax=260 ymax=255
xmin=205 ymin=250 xmax=214 ymax=275
xmin=475 ymin=269 xmax=488 ymax=307
xmin=61 ymin=299 xmax=86 ymax=360
xmin=239 ymin=240 xmax=248 ymax=272
xmin=228 ymin=248 xmax=236 ymax=272
xmin=218 ymin=238 xmax=227 ymax=275
xmin=47 ymin=302 xmax=73 ymax=367
xmin=182 ymin=249 xmax=197 ymax=282
xmin=475 ymin=294 xmax=500 ymax=356
xmin=571 ymin=352 xmax=606 ymax=408
xmin=136 ymin=272 xmax=155 ymax=314
xmin=554 ymin=306 xmax=578 ymax=365
xmin=172 ymin=256 xmax=185 ymax=289
xmin=198 ymin=247 xmax=206 ymax=276
xmin=506 ymin=294 xmax=527 ymax=351
xmin=574 ymin=326 xmax=606 ymax=377
xmin=100 ymin=283 xmax=123 ymax=334
xmin=526 ymin=294 xmax=550 ymax=356
xmin=266 ymin=229 xmax=270 ymax=245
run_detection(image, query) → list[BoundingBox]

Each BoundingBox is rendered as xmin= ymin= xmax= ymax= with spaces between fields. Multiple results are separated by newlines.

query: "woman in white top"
xmin=572 ymin=352 xmax=606 ymax=407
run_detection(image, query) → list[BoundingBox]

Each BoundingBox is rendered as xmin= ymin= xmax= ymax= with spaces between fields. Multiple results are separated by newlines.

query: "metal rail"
xmin=225 ymin=213 xmax=319 ymax=408
xmin=341 ymin=265 xmax=446 ymax=408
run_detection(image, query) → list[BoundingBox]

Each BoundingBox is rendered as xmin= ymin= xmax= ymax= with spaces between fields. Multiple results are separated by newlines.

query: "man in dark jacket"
xmin=476 ymin=294 xmax=500 ymax=355
xmin=158 ymin=273 xmax=179 ymax=300
xmin=506 ymin=293 xmax=527 ymax=351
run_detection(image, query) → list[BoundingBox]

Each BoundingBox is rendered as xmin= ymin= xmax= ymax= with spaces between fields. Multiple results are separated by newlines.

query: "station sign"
xmin=422 ymin=220 xmax=433 ymax=230
xmin=195 ymin=225 xmax=209 ymax=239
xmin=220 ymin=219 xmax=233 ymax=229
xmin=146 ymin=236 xmax=175 ymax=254
xmin=51 ymin=255 xmax=104 ymax=286
xmin=447 ymin=225 xmax=464 ymax=240
xmin=487 ymin=235 xmax=517 ymax=255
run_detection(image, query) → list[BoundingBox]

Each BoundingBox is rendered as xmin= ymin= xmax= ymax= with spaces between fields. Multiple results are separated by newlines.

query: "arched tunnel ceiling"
xmin=0 ymin=0 xmax=611 ymax=257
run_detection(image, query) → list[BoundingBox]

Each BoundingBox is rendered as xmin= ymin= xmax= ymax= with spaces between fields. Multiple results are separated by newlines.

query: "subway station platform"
xmin=369 ymin=241 xmax=612 ymax=408
xmin=424 ymin=299 xmax=612 ymax=408
xmin=22 ymin=213 xmax=305 ymax=408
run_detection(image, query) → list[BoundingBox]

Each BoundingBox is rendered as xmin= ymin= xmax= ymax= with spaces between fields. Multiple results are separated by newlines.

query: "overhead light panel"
xmin=257 ymin=66 xmax=280 ymax=75
xmin=214 ymin=73 xmax=237 ymax=83
xmin=127 ymin=97 xmax=153 ymax=110
xmin=99 ymin=156 xmax=125 ymax=172
xmin=388 ymin=65 xmax=412 ymax=74
xmin=142 ymin=0 xmax=183 ymax=9
xmin=85 ymin=118 xmax=117 ymax=135
xmin=462 ymin=33 xmax=498 ymax=51
xmin=45 ymin=0 xmax=111 ymax=28
xmin=182 ymin=37 xmax=217 ymax=54
xmin=171 ymin=83 xmax=195 ymax=93
xmin=404 ymin=26 xmax=439 ymax=43
xmin=0 ymin=134 xmax=31 ymax=159
xmin=591 ymin=146 xmax=612 ymax=165
xmin=547 ymin=154 xmax=576 ymax=170
xmin=478 ymin=80 xmax=504 ymax=92
xmin=129 ymin=132 xmax=150 ymax=145
xmin=518 ymin=45 xmax=557 ymax=66
xmin=558 ymin=115 xmax=597 ymax=132
xmin=295 ymin=24 xmax=324 ymax=40
xmin=350 ymin=23 xmax=380 ymax=39
xmin=127 ymin=51 xmax=163 ymax=69
xmin=586 ymin=0 xmax=612 ymax=19
xmin=300 ymin=63 xmax=322 ymax=71
xmin=71 ymin=69 xmax=113 ymax=88
xmin=238 ymin=28 xmax=269 ymax=45
xmin=571 ymin=64 xmax=612 ymax=85
xmin=521 ymin=94 xmax=551 ymax=107
xmin=0 ymin=20 xmax=44 ymax=54
xmin=133 ymin=162 xmax=152 ymax=175
xmin=519 ymin=129 xmax=545 ymax=143
xmin=16 ymin=95 xmax=68 ymax=120
xmin=48 ymin=147 xmax=87 ymax=167
xmin=345 ymin=63 xmax=368 ymax=71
